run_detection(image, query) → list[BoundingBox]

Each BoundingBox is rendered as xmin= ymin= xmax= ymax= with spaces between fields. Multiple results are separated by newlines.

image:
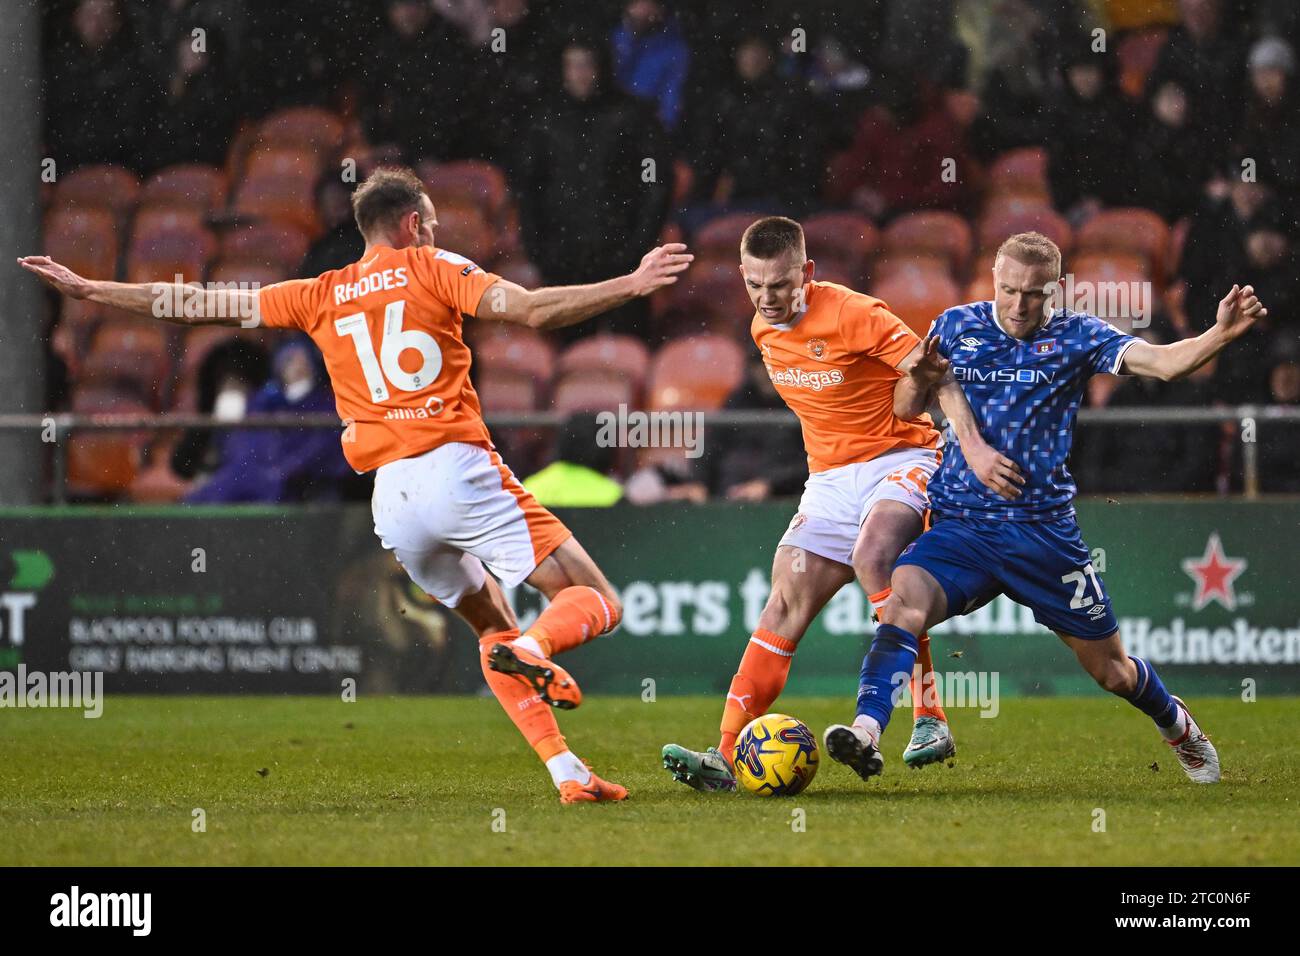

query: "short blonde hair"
xmin=995 ymin=231 xmax=1061 ymax=276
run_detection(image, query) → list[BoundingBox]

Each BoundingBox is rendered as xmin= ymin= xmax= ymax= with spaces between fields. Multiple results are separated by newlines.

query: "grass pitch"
xmin=1 ymin=695 xmax=1295 ymax=866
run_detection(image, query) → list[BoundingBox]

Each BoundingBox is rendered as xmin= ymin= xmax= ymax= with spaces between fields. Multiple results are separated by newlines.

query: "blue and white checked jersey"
xmin=927 ymin=301 xmax=1138 ymax=521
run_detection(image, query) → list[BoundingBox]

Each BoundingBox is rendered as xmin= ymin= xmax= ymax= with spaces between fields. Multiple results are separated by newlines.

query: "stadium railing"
xmin=0 ymin=406 xmax=1294 ymax=502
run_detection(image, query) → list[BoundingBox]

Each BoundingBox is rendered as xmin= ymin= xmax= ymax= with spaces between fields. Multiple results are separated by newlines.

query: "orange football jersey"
xmin=751 ymin=280 xmax=939 ymax=472
xmin=257 ymin=244 xmax=500 ymax=472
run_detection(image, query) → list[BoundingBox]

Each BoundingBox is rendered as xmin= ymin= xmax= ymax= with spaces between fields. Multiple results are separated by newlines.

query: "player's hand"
xmin=1214 ymin=284 xmax=1267 ymax=341
xmin=908 ymin=335 xmax=950 ymax=388
xmin=17 ymin=255 xmax=94 ymax=299
xmin=628 ymin=243 xmax=693 ymax=297
xmin=965 ymin=441 xmax=1025 ymax=500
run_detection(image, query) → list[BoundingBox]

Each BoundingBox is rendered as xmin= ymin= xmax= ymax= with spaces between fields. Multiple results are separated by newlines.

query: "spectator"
xmin=1247 ymin=346 xmax=1300 ymax=492
xmin=45 ymin=0 xmax=157 ymax=171
xmin=705 ymin=357 xmax=806 ymax=500
xmin=143 ymin=30 xmax=236 ymax=172
xmin=299 ymin=177 xmax=364 ymax=277
xmin=360 ymin=0 xmax=476 ymax=163
xmin=171 ymin=338 xmax=270 ymax=482
xmin=1130 ymin=80 xmax=1216 ymax=222
xmin=523 ymin=413 xmax=623 ymax=507
xmin=514 ymin=40 xmax=673 ymax=335
xmin=1047 ymin=49 xmax=1136 ymax=220
xmin=1237 ymin=37 xmax=1300 ymax=215
xmin=1145 ymin=0 xmax=1247 ymax=148
xmin=186 ymin=338 xmax=349 ymax=503
xmin=687 ymin=35 xmax=824 ymax=213
xmin=610 ymin=0 xmax=689 ymax=131
xmin=967 ymin=0 xmax=1061 ymax=158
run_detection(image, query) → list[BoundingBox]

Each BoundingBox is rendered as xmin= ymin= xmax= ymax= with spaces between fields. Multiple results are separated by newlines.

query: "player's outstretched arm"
xmin=17 ymin=256 xmax=256 ymax=327
xmin=473 ymin=243 xmax=692 ymax=330
xmin=896 ymin=336 xmax=1024 ymax=500
xmin=1120 ymin=284 xmax=1267 ymax=381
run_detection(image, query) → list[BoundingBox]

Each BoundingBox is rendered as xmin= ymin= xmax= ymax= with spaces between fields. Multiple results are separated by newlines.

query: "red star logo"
xmin=1181 ymin=532 xmax=1247 ymax=612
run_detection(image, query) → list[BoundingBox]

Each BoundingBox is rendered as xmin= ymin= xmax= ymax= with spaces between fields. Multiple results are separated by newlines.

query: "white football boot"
xmin=823 ymin=723 xmax=884 ymax=781
xmin=1166 ymin=696 xmax=1220 ymax=784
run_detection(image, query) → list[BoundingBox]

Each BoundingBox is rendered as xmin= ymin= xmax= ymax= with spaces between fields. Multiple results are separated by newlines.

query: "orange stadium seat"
xmin=802 ymin=211 xmax=879 ymax=278
xmin=140 ymin=164 xmax=228 ymax=211
xmin=492 ymin=255 xmax=541 ymax=289
xmin=232 ymin=176 xmax=320 ymax=237
xmin=666 ymin=256 xmax=752 ymax=323
xmin=81 ymin=321 xmax=172 ymax=401
xmin=987 ymin=147 xmax=1049 ymax=196
xmin=871 ymin=253 xmax=954 ymax=286
xmin=1075 ymin=208 xmax=1170 ymax=282
xmin=693 ymin=212 xmax=765 ymax=258
xmin=557 ymin=334 xmax=650 ymax=388
xmin=553 ymin=373 xmax=636 ymax=414
xmin=53 ymin=164 xmax=141 ymax=221
xmin=965 ymin=272 xmax=995 ymax=302
xmin=419 ymin=159 xmax=510 ymax=222
xmin=220 ymin=222 xmax=310 ymax=273
xmin=647 ymin=335 xmax=744 ymax=410
xmin=881 ymin=210 xmax=972 ymax=277
xmin=67 ymin=387 xmax=149 ymax=497
xmin=208 ymin=259 xmax=291 ymax=291
xmin=474 ymin=369 xmax=536 ymax=412
xmin=431 ymin=200 xmax=496 ymax=265
xmin=977 ymin=205 xmax=1073 ymax=265
xmin=257 ymin=107 xmax=345 ymax=156
xmin=473 ymin=327 xmax=556 ymax=388
xmin=873 ymin=272 xmax=961 ymax=336
xmin=132 ymin=205 xmax=207 ymax=240
xmin=126 ymin=222 xmax=216 ymax=284
xmin=242 ymin=146 xmax=322 ymax=186
xmin=45 ymin=207 xmax=118 ymax=280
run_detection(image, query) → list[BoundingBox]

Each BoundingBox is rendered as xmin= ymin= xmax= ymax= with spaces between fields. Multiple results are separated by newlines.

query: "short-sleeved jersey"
xmin=257 ymin=245 xmax=500 ymax=472
xmin=751 ymin=280 xmax=939 ymax=473
xmin=927 ymin=300 xmax=1138 ymax=521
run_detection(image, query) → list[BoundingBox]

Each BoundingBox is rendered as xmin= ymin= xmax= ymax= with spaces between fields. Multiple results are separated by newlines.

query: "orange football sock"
xmin=524 ymin=586 xmax=621 ymax=658
xmin=478 ymin=631 xmax=567 ymax=763
xmin=717 ymin=629 xmax=798 ymax=766
xmin=870 ymin=587 xmax=947 ymax=722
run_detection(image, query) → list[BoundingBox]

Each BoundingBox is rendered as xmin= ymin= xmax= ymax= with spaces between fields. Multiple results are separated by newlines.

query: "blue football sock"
xmin=855 ymin=623 xmax=920 ymax=732
xmin=1125 ymin=656 xmax=1178 ymax=728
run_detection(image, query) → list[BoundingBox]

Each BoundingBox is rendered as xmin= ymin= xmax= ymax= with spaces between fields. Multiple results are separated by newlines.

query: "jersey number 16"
xmin=334 ymin=299 xmax=441 ymax=402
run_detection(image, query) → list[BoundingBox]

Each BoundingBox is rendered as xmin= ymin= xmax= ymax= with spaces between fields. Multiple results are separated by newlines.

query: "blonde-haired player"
xmin=21 ymin=166 xmax=693 ymax=804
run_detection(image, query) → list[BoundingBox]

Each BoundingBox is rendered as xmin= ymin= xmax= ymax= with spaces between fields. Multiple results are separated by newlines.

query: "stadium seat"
xmin=965 ymin=272 xmax=995 ymax=303
xmin=1117 ymin=28 xmax=1169 ymax=98
xmin=553 ymin=372 xmax=636 ymax=414
xmin=81 ymin=321 xmax=172 ymax=401
xmin=987 ymin=147 xmax=1049 ymax=197
xmin=473 ymin=327 xmax=556 ymax=388
xmin=871 ymin=254 xmax=954 ymax=285
xmin=52 ymin=164 xmax=141 ymax=221
xmin=872 ymin=272 xmax=961 ymax=336
xmin=418 ymin=159 xmax=510 ymax=222
xmin=220 ymin=222 xmax=311 ymax=274
xmin=66 ymin=387 xmax=149 ymax=498
xmin=132 ymin=205 xmax=208 ymax=240
xmin=1075 ymin=208 xmax=1170 ymax=283
xmin=693 ymin=211 xmax=765 ymax=258
xmin=44 ymin=207 xmax=118 ymax=281
xmin=208 ymin=260 xmax=290 ymax=291
xmin=257 ymin=106 xmax=345 ymax=157
xmin=802 ymin=211 xmax=879 ymax=279
xmin=1068 ymin=253 xmax=1154 ymax=324
xmin=666 ymin=256 xmax=752 ymax=322
xmin=430 ymin=200 xmax=495 ymax=265
xmin=140 ymin=164 xmax=227 ymax=212
xmin=647 ymin=334 xmax=744 ymax=410
xmin=881 ymin=210 xmax=972 ymax=277
xmin=977 ymin=205 xmax=1073 ymax=264
xmin=126 ymin=222 xmax=216 ymax=284
xmin=232 ymin=176 xmax=320 ymax=237
xmin=557 ymin=334 xmax=650 ymax=387
xmin=474 ymin=369 xmax=536 ymax=412
xmin=492 ymin=255 xmax=541 ymax=289
xmin=242 ymin=146 xmax=322 ymax=186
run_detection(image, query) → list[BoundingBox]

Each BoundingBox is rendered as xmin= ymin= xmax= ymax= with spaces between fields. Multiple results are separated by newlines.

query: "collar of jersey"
xmin=763 ymin=282 xmax=815 ymax=332
xmin=989 ymin=300 xmax=1064 ymax=342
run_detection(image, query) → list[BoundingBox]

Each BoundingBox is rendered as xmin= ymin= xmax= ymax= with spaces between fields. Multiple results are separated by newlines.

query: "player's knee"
xmin=1093 ymin=659 xmax=1131 ymax=695
xmin=851 ymin=545 xmax=894 ymax=594
xmin=596 ymin=586 xmax=623 ymax=631
xmin=877 ymin=593 xmax=922 ymax=634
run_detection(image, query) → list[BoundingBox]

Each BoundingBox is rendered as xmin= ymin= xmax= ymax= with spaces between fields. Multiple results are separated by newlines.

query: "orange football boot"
xmin=487 ymin=642 xmax=583 ymax=710
xmin=558 ymin=768 xmax=629 ymax=805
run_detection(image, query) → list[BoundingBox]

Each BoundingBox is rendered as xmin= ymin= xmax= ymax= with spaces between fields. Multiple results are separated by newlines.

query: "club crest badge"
xmin=807 ymin=338 xmax=827 ymax=360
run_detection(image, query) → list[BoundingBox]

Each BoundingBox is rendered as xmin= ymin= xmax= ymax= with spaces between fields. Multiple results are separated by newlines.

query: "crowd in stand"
xmin=37 ymin=0 xmax=1300 ymax=501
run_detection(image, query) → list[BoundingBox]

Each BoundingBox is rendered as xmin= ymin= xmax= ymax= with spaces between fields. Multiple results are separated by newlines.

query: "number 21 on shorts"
xmin=1061 ymin=562 xmax=1104 ymax=609
xmin=335 ymin=299 xmax=442 ymax=402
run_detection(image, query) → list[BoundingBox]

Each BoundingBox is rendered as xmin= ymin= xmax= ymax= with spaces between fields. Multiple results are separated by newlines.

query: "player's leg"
xmin=1059 ymin=629 xmax=1220 ymax=783
xmin=520 ymin=536 xmax=623 ymax=658
xmin=850 ymin=497 xmax=953 ymax=768
xmin=824 ymin=563 xmax=951 ymax=779
xmin=662 ymin=544 xmax=853 ymax=792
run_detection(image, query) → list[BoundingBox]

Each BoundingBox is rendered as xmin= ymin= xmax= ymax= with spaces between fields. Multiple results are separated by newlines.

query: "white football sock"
xmin=545 ymin=751 xmax=592 ymax=787
xmin=1159 ymin=707 xmax=1189 ymax=741
xmin=852 ymin=715 xmax=882 ymax=742
xmin=512 ymin=635 xmax=545 ymax=658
